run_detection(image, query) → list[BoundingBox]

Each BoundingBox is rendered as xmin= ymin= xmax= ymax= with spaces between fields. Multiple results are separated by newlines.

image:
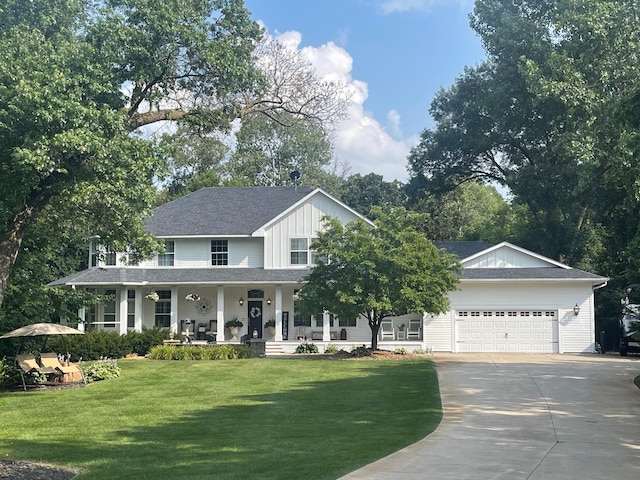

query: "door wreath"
xmin=250 ymin=306 xmax=261 ymax=318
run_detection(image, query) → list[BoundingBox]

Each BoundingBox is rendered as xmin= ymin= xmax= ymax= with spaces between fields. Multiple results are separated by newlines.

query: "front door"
xmin=248 ymin=300 xmax=263 ymax=338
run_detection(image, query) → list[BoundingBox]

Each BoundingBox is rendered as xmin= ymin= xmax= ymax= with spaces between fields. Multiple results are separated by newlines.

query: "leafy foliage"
xmin=407 ymin=0 xmax=640 ymax=267
xmin=340 ymin=174 xmax=407 ymax=218
xmin=46 ymin=328 xmax=170 ymax=361
xmin=84 ymin=358 xmax=121 ymax=382
xmin=294 ymin=342 xmax=319 ymax=354
xmin=147 ymin=344 xmax=250 ymax=360
xmin=299 ymin=209 xmax=460 ymax=349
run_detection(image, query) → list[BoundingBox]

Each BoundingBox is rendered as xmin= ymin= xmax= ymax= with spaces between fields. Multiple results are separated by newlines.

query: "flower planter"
xmin=229 ymin=326 xmax=239 ymax=340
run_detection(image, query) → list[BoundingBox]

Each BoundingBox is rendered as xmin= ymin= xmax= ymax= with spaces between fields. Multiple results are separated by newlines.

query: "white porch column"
xmin=77 ymin=306 xmax=86 ymax=332
xmin=274 ymin=286 xmax=283 ymax=341
xmin=217 ymin=286 xmax=225 ymax=341
xmin=322 ymin=310 xmax=330 ymax=341
xmin=135 ymin=290 xmax=143 ymax=332
xmin=171 ymin=288 xmax=178 ymax=334
xmin=119 ymin=289 xmax=128 ymax=335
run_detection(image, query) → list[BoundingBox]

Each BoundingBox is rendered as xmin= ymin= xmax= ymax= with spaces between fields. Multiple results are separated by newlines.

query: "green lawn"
xmin=0 ymin=357 xmax=441 ymax=479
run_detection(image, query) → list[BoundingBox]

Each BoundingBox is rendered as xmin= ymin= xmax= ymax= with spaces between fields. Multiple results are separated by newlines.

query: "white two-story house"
xmin=50 ymin=186 xmax=608 ymax=354
xmin=50 ymin=186 xmax=374 ymax=344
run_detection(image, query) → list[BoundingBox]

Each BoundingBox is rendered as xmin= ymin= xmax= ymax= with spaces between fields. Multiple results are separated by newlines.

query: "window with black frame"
xmin=155 ymin=290 xmax=171 ymax=327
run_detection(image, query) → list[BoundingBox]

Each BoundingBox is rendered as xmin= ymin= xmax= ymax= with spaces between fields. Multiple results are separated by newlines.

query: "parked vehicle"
xmin=620 ymin=285 xmax=640 ymax=356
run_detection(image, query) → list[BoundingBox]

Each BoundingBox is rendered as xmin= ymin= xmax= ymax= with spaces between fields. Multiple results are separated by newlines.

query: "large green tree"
xmin=339 ymin=173 xmax=407 ymax=219
xmin=227 ymin=112 xmax=338 ymax=189
xmin=407 ymin=0 xmax=640 ymax=266
xmin=0 ymin=0 xmax=347 ymax=312
xmin=298 ymin=209 xmax=460 ymax=350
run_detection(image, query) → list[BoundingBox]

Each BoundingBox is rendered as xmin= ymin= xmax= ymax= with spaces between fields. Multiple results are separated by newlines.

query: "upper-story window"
xmin=211 ymin=240 xmax=228 ymax=266
xmin=104 ymin=246 xmax=117 ymax=266
xmin=157 ymin=240 xmax=174 ymax=267
xmin=290 ymin=238 xmax=317 ymax=266
xmin=90 ymin=241 xmax=117 ymax=267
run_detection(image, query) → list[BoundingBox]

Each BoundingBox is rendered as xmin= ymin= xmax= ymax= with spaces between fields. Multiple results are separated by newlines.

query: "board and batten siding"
xmin=463 ymin=247 xmax=553 ymax=268
xmin=263 ymin=194 xmax=362 ymax=269
xmin=424 ymin=281 xmax=596 ymax=353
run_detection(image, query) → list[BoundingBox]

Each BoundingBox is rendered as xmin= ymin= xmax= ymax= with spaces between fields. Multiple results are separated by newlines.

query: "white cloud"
xmin=273 ymin=31 xmax=415 ymax=182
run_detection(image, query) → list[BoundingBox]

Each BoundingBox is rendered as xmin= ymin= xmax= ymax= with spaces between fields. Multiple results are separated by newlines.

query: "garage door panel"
xmin=457 ymin=310 xmax=558 ymax=353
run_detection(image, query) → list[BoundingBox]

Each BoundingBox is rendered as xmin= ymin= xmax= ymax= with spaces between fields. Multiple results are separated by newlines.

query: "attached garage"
xmin=425 ymin=242 xmax=608 ymax=354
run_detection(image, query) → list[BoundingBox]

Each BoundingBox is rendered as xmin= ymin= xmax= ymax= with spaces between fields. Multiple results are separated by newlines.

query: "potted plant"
xmin=264 ymin=319 xmax=276 ymax=336
xmin=225 ymin=318 xmax=243 ymax=340
xmin=145 ymin=291 xmax=159 ymax=302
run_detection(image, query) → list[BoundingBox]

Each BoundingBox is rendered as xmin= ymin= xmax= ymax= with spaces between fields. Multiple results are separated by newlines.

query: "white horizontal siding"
xmin=560 ymin=307 xmax=595 ymax=353
xmin=136 ymin=238 xmax=265 ymax=269
xmin=424 ymin=313 xmax=453 ymax=352
xmin=175 ymin=238 xmax=210 ymax=267
xmin=229 ymin=238 xmax=263 ymax=268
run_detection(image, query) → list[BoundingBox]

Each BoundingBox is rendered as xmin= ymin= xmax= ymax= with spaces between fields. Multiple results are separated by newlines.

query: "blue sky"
xmin=243 ymin=0 xmax=487 ymax=182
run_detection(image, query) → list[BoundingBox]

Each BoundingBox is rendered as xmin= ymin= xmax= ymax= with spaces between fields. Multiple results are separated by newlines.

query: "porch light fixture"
xmin=239 ymin=297 xmax=244 ymax=306
xmin=573 ymin=304 xmax=580 ymax=316
xmin=266 ymin=298 xmax=272 ymax=305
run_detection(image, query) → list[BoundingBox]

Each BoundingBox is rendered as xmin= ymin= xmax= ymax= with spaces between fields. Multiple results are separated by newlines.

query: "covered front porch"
xmin=71 ymin=282 xmax=426 ymax=346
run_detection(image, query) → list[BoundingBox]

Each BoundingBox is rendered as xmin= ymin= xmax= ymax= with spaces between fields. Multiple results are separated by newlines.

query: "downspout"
xmin=591 ymin=280 xmax=609 ymax=353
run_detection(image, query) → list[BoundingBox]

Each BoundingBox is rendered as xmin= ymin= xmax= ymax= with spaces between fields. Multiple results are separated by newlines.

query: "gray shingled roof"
xmin=462 ymin=268 xmax=607 ymax=281
xmin=434 ymin=241 xmax=495 ymax=260
xmin=146 ymin=186 xmax=315 ymax=236
xmin=48 ymin=268 xmax=309 ymax=287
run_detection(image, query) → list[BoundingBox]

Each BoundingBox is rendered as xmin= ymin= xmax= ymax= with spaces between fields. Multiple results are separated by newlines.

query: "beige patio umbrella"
xmin=0 ymin=323 xmax=83 ymax=355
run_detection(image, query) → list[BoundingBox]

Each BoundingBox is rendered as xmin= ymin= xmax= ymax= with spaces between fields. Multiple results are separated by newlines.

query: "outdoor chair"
xmin=196 ymin=323 xmax=208 ymax=341
xmin=379 ymin=319 xmax=395 ymax=341
xmin=406 ymin=320 xmax=422 ymax=340
xmin=15 ymin=353 xmax=59 ymax=391
xmin=39 ymin=352 xmax=86 ymax=384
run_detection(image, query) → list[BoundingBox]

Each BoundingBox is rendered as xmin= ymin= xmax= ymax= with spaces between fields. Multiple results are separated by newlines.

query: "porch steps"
xmin=264 ymin=343 xmax=286 ymax=356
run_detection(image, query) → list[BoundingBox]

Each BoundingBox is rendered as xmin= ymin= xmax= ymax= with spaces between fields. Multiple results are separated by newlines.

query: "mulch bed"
xmin=0 ymin=460 xmax=78 ymax=480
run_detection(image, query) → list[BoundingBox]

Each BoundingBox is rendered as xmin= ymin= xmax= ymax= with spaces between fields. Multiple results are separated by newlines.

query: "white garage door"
xmin=456 ymin=310 xmax=558 ymax=353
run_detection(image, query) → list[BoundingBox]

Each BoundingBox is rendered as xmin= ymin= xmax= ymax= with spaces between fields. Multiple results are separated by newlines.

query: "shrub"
xmin=0 ymin=357 xmax=12 ymax=385
xmin=0 ymin=358 xmax=21 ymax=388
xmin=350 ymin=346 xmax=372 ymax=357
xmin=324 ymin=344 xmax=339 ymax=354
xmin=84 ymin=358 xmax=121 ymax=383
xmin=147 ymin=345 xmax=250 ymax=360
xmin=295 ymin=342 xmax=319 ymax=354
xmin=48 ymin=328 xmax=171 ymax=361
xmin=124 ymin=328 xmax=170 ymax=356
xmin=394 ymin=347 xmax=408 ymax=355
xmin=412 ymin=347 xmax=426 ymax=354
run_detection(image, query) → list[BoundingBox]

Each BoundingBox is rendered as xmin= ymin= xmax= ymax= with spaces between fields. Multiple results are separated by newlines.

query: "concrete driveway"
xmin=339 ymin=354 xmax=640 ymax=480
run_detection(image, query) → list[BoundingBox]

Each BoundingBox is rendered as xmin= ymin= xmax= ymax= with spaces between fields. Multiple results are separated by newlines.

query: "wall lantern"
xmin=266 ymin=298 xmax=272 ymax=305
xmin=239 ymin=297 xmax=244 ymax=306
xmin=573 ymin=304 xmax=580 ymax=316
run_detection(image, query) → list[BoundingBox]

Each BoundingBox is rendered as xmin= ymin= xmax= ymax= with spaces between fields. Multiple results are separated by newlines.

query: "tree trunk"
xmin=0 ymin=204 xmax=43 ymax=309
xmin=369 ymin=317 xmax=381 ymax=351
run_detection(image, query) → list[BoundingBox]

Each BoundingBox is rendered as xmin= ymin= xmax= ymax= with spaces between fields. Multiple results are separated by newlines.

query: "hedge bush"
xmin=47 ymin=327 xmax=171 ymax=361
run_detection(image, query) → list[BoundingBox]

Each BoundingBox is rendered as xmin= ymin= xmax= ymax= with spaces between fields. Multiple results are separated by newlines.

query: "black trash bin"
xmin=340 ymin=328 xmax=347 ymax=340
